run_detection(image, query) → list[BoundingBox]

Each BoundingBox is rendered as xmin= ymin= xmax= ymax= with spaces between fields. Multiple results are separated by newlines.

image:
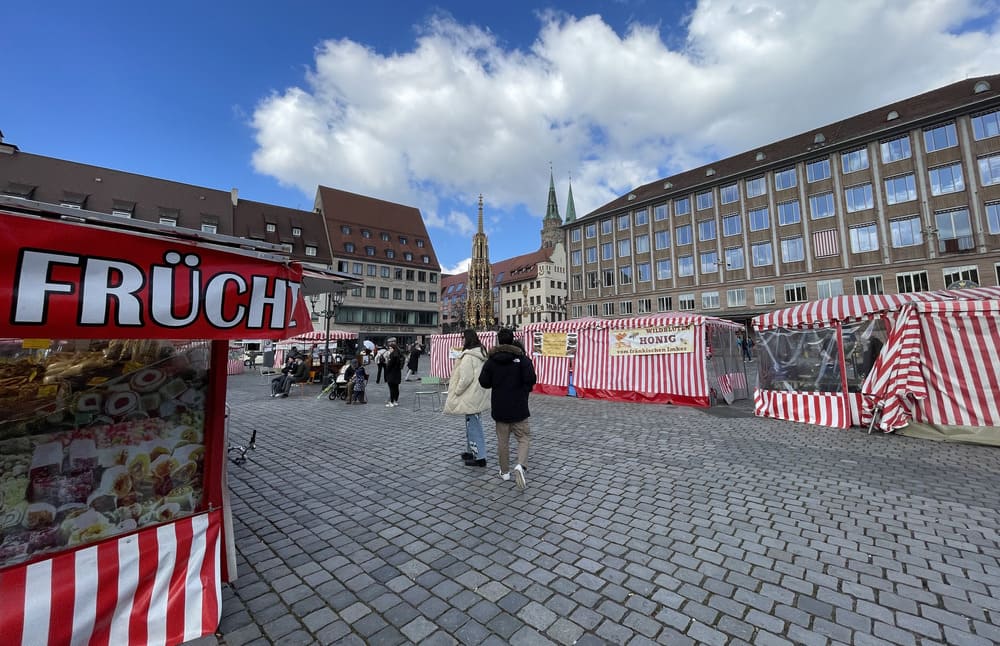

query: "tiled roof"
xmin=316 ymin=185 xmax=440 ymax=270
xmin=233 ymin=199 xmax=332 ymax=265
xmin=581 ymin=74 xmax=1000 ymax=220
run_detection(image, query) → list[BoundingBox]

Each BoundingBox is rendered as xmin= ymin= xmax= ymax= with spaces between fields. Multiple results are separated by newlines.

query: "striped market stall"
xmin=522 ymin=315 xmax=746 ymax=407
xmin=275 ymin=329 xmax=356 ymax=366
xmin=429 ymin=331 xmax=530 ymax=380
xmin=752 ymin=287 xmax=1000 ymax=431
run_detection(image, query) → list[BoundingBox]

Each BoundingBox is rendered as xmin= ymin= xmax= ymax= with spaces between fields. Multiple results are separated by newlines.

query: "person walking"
xmin=374 ymin=345 xmax=388 ymax=383
xmin=383 ymin=338 xmax=405 ymax=407
xmin=478 ymin=328 xmax=536 ymax=489
xmin=403 ymin=342 xmax=423 ymax=381
xmin=442 ymin=329 xmax=491 ymax=468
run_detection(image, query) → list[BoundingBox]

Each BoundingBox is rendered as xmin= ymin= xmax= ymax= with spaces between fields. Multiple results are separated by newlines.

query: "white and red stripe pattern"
xmin=282 ymin=329 xmax=356 ymax=343
xmin=753 ymin=287 xmax=1000 ymax=331
xmin=428 ymin=331 xmax=529 ymax=380
xmin=524 ymin=316 xmax=742 ymax=407
xmin=754 ymin=390 xmax=850 ymax=428
xmin=0 ymin=511 xmax=222 ymax=646
xmin=226 ymin=359 xmax=244 ymax=375
xmin=812 ymin=229 xmax=840 ymax=257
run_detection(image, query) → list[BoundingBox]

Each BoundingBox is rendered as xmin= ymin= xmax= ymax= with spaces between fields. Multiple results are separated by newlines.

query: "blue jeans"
xmin=465 ymin=413 xmax=486 ymax=459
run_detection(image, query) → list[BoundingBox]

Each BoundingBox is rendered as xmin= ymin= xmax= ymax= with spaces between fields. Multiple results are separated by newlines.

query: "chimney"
xmin=230 ymin=187 xmax=238 ymax=206
xmin=0 ymin=130 xmax=19 ymax=155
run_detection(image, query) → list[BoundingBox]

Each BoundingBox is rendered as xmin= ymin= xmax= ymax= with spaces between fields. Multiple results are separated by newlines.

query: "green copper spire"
xmin=565 ymin=175 xmax=577 ymax=223
xmin=544 ymin=167 xmax=561 ymax=221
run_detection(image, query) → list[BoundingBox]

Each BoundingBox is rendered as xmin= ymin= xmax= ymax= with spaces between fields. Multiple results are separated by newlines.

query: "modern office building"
xmin=563 ymin=74 xmax=1000 ymax=324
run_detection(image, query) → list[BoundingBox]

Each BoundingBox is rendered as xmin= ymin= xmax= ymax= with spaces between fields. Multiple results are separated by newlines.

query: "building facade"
xmin=564 ymin=75 xmax=1000 ymax=323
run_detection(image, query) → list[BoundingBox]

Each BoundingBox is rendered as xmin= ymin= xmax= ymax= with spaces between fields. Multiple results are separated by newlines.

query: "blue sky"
xmin=3 ymin=1 xmax=999 ymax=274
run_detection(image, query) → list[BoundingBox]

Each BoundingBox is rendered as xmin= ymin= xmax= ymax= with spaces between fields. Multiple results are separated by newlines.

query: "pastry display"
xmin=0 ymin=340 xmax=209 ymax=568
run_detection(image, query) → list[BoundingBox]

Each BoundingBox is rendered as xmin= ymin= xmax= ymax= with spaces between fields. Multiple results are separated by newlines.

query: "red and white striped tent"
xmin=752 ymin=287 xmax=1000 ymax=430
xmin=522 ymin=315 xmax=745 ymax=407
xmin=429 ymin=331 xmax=530 ymax=380
xmin=281 ymin=329 xmax=356 ymax=344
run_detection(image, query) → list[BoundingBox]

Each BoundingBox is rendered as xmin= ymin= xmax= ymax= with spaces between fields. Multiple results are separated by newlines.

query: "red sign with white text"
xmin=0 ymin=210 xmax=312 ymax=340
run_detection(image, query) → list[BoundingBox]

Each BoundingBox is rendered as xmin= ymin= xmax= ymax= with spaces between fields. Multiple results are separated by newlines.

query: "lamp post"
xmin=310 ymin=290 xmax=345 ymax=385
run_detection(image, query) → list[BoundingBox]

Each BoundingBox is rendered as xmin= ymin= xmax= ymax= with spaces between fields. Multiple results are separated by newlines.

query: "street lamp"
xmin=310 ymin=290 xmax=346 ymax=385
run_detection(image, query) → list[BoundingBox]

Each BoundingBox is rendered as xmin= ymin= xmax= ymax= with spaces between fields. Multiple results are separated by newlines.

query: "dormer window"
xmin=61 ymin=191 xmax=87 ymax=209
xmin=341 ymin=225 xmax=351 ymax=234
xmin=280 ymin=243 xmax=293 ymax=253
xmin=345 ymin=242 xmax=355 ymax=252
xmin=266 ymin=222 xmax=277 ymax=233
xmin=291 ymin=226 xmax=302 ymax=236
xmin=422 ymin=255 xmax=430 ymax=264
xmin=404 ymin=252 xmax=413 ymax=261
xmin=365 ymin=246 xmax=375 ymax=256
xmin=159 ymin=208 xmax=180 ymax=226
xmin=399 ymin=236 xmax=408 ymax=245
xmin=305 ymin=245 xmax=317 ymax=256
xmin=381 ymin=232 xmax=390 ymax=241
xmin=111 ymin=200 xmax=134 ymax=219
xmin=386 ymin=249 xmax=395 ymax=259
xmin=362 ymin=229 xmax=371 ymax=238
xmin=416 ymin=239 xmax=425 ymax=248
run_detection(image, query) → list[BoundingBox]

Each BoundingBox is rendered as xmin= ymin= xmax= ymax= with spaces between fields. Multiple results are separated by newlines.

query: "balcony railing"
xmin=938 ymin=235 xmax=975 ymax=253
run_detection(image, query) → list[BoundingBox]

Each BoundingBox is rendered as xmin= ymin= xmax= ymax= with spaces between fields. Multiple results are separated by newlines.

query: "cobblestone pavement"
xmin=197 ymin=372 xmax=1000 ymax=645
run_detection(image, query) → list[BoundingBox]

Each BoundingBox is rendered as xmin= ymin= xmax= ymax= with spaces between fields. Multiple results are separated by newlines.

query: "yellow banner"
xmin=22 ymin=339 xmax=51 ymax=349
xmin=608 ymin=325 xmax=695 ymax=355
xmin=540 ymin=332 xmax=568 ymax=357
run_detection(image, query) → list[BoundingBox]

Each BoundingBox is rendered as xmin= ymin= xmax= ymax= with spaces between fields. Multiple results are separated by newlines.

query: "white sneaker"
xmin=513 ymin=464 xmax=526 ymax=490
xmin=386 ymin=402 xmax=394 ymax=407
xmin=498 ymin=470 xmax=510 ymax=481
xmin=391 ymin=402 xmax=399 ymax=407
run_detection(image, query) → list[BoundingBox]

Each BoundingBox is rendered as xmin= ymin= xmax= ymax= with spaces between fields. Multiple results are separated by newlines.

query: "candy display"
xmin=0 ymin=340 xmax=208 ymax=568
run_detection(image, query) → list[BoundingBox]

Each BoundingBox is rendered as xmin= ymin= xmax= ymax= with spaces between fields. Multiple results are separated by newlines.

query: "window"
xmin=655 ymin=230 xmax=671 ymax=249
xmin=603 ymin=302 xmax=615 ymax=316
xmin=656 ymin=259 xmax=672 ymax=280
xmin=880 ymin=136 xmax=911 ymax=163
xmin=676 ymin=224 xmax=693 ymax=245
xmin=638 ymin=298 xmax=652 ymax=314
xmin=679 ymin=294 xmax=695 ymax=311
xmin=897 ymin=270 xmax=929 ymax=293
xmin=924 ymin=123 xmax=958 ymax=152
xmin=422 ymin=255 xmax=430 ymax=264
xmin=674 ymin=197 xmax=690 ymax=216
xmin=280 ymin=243 xmax=293 ymax=254
xmin=365 ymin=286 xmax=377 ymax=298
xmin=987 ymin=202 xmax=1000 ymax=234
xmin=380 ymin=232 xmax=390 ymax=241
xmin=748 ymin=207 xmax=769 ymax=231
xmin=634 ymin=209 xmax=648 ymax=226
xmin=929 ymin=163 xmax=965 ymax=195
xmin=381 ymin=266 xmax=391 ymax=278
xmin=720 ymin=183 xmax=739 ymax=204
xmin=430 ymin=273 xmax=437 ymax=283
xmin=291 ymin=226 xmax=302 ymax=237
xmin=777 ymin=201 xmax=801 ymax=226
xmin=722 ymin=213 xmax=742 ymax=236
xmin=813 ymin=229 xmax=840 ymax=257
xmin=368 ymin=264 xmax=377 ymax=277
xmin=305 ymin=245 xmax=317 ymax=257
xmin=678 ymin=255 xmax=694 ymax=277
xmin=345 ymin=242 xmax=355 ymax=252
xmin=111 ymin=208 xmax=133 ymax=218
xmin=657 ymin=296 xmax=673 ymax=312
xmin=619 ymin=300 xmax=633 ymax=315
xmin=854 ymin=275 xmax=884 ymax=296
xmin=404 ymin=252 xmax=413 ymax=261
xmin=380 ymin=287 xmax=390 ymax=299
xmin=702 ymin=292 xmax=720 ymax=309
xmin=727 ymin=288 xmax=746 ymax=307
xmin=774 ymin=167 xmax=797 ymax=190
xmin=419 ymin=270 xmax=427 ymax=282
xmin=201 ymin=223 xmax=217 ymax=234
xmin=635 ymin=234 xmax=650 ymax=254
xmin=619 ymin=266 xmax=633 ymax=284
xmin=586 ymin=223 xmax=597 ymax=238
xmin=405 ymin=290 xmax=414 ymax=301
xmin=586 ymin=246 xmax=597 ymax=263
xmin=398 ymin=236 xmax=408 ymax=245
xmin=395 ymin=268 xmax=403 ymax=280
xmin=784 ymin=282 xmax=807 ymax=303
xmin=979 ymin=154 xmax=1000 ymax=186
xmin=601 ymin=242 xmax=613 ymax=260
xmin=817 ymin=279 xmax=844 ymax=299
xmin=809 ymin=192 xmax=836 ymax=219
xmin=571 ymin=250 xmax=582 ymax=266
xmin=417 ymin=239 xmax=425 ymax=248
xmin=943 ymin=265 xmax=980 ymax=287
xmin=806 ymin=158 xmax=831 ymax=183
xmin=654 ymin=204 xmax=668 ymax=221
xmin=752 ymin=241 xmax=773 ymax=267
xmin=889 ymin=216 xmax=923 ymax=247
xmin=572 ymin=275 xmax=582 ymax=291
xmin=341 ymin=225 xmax=351 ymax=234
xmin=724 ymin=246 xmax=744 ymax=270
xmin=571 ymin=228 xmax=582 ymax=242
xmin=385 ymin=249 xmax=394 ymax=259
xmin=885 ymin=174 xmax=917 ymax=205
xmin=586 ymin=304 xmax=598 ymax=317
xmin=746 ymin=176 xmax=766 ymax=198
xmin=601 ymin=219 xmax=613 ymax=235
xmin=841 ymin=148 xmax=869 ymax=173
xmin=361 ymin=229 xmax=371 ymax=238
xmin=618 ymin=239 xmax=631 ymax=257
xmin=159 ymin=217 xmax=177 ymax=226
xmin=936 ymin=208 xmax=973 ymax=250
xmin=637 ymin=262 xmax=651 ymax=282
xmin=755 ymin=285 xmax=776 ymax=305
xmin=618 ymin=214 xmax=630 ymax=231
xmin=587 ymin=271 xmax=598 ymax=288
xmin=849 ymin=223 xmax=879 ymax=253
xmin=392 ymin=288 xmax=402 ymax=300
xmin=845 ymin=183 xmax=874 ymax=212
xmin=266 ymin=222 xmax=277 ymax=233
xmin=365 ymin=246 xmax=376 ymax=256
xmin=698 ymin=219 xmax=716 ymax=241
xmin=973 ymin=110 xmax=1000 ymax=140
xmin=700 ymin=250 xmax=719 ymax=274
xmin=781 ymin=236 xmax=805 ymax=263
xmin=696 ymin=191 xmax=714 ymax=210
xmin=603 ymin=270 xmax=615 ymax=287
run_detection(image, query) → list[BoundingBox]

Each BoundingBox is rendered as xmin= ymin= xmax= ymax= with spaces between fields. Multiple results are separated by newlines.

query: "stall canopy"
xmin=752 ymin=287 xmax=1000 ymax=432
xmin=281 ymin=329 xmax=356 ymax=343
xmin=429 ymin=331 xmax=530 ymax=380
xmin=522 ymin=315 xmax=745 ymax=407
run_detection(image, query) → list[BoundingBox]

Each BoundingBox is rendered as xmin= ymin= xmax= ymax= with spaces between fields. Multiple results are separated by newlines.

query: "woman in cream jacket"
xmin=442 ymin=329 xmax=492 ymax=467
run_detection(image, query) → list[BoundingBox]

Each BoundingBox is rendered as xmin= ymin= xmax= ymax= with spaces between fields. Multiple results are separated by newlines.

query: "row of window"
xmin=341 ymin=241 xmax=431 ymax=264
xmin=570 ymin=264 xmax=995 ymax=316
xmin=339 ymin=224 xmax=427 ymax=249
xmin=348 ymin=285 xmax=439 ymax=303
xmin=335 ymin=306 xmax=438 ymax=326
xmin=336 ymin=261 xmax=439 ymax=284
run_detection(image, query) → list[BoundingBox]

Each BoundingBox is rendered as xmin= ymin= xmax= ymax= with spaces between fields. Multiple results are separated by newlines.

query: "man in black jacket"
xmin=272 ymin=356 xmax=308 ymax=397
xmin=478 ymin=328 xmax=536 ymax=489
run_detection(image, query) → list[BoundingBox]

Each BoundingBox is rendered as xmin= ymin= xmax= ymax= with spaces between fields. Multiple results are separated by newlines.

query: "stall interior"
xmin=0 ymin=338 xmax=209 ymax=569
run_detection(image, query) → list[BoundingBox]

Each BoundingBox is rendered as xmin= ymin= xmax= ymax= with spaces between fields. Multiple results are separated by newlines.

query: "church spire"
xmin=544 ymin=166 xmax=561 ymax=221
xmin=565 ymin=174 xmax=577 ymax=223
xmin=465 ymin=194 xmax=495 ymax=330
xmin=477 ymin=193 xmax=484 ymax=233
xmin=540 ymin=165 xmax=564 ymax=249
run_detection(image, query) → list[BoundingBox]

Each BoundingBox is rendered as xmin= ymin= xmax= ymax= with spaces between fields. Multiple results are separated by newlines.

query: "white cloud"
xmin=251 ymin=0 xmax=1000 ymax=224
xmin=442 ymin=258 xmax=471 ymax=275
